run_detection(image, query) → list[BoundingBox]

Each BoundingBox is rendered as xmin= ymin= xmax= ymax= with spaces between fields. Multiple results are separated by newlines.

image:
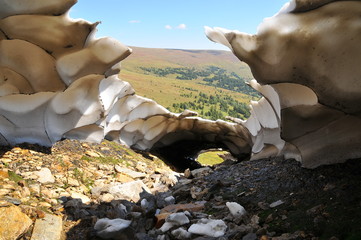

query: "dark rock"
xmin=242 ymin=232 xmax=257 ymax=240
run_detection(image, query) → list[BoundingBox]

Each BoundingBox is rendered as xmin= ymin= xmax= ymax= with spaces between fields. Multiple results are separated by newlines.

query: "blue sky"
xmin=70 ymin=0 xmax=289 ymax=50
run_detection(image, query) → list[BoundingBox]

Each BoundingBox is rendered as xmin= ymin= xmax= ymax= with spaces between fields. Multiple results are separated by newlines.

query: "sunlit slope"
xmin=122 ymin=46 xmax=252 ymax=77
xmin=119 ymin=46 xmax=257 ymax=120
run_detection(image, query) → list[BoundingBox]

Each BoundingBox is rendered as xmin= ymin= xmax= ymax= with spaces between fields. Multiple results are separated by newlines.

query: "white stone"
xmin=94 ymin=218 xmax=131 ymax=239
xmin=188 ymin=219 xmax=227 ymax=237
xmin=226 ymin=202 xmax=247 ymax=217
xmin=159 ymin=222 xmax=174 ymax=233
xmin=167 ymin=212 xmax=190 ymax=225
xmin=270 ymin=200 xmax=284 ymax=208
xmin=35 ymin=168 xmax=55 ymax=184
xmin=141 ymin=199 xmax=149 ymax=210
xmin=108 ymin=180 xmax=151 ymax=202
xmin=160 ymin=212 xmax=190 ymax=232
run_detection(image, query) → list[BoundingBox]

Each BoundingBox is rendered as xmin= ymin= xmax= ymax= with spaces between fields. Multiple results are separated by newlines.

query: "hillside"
xmin=1 ymin=140 xmax=360 ymax=239
xmin=119 ymin=47 xmax=258 ymax=120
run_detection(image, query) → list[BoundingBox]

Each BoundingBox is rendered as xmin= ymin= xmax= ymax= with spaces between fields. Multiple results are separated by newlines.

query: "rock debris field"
xmin=0 ymin=139 xmax=360 ymax=240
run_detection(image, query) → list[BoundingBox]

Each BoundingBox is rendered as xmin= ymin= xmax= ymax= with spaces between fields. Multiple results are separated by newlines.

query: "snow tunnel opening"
xmin=150 ymin=140 xmax=249 ymax=172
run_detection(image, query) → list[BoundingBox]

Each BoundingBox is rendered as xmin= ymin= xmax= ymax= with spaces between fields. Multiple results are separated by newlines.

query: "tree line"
xmin=170 ymin=91 xmax=251 ymax=121
xmin=140 ymin=66 xmax=259 ymax=97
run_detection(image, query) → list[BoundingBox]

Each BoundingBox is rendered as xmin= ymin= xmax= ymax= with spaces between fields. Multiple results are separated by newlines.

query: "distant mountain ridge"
xmin=122 ymin=46 xmax=253 ymax=79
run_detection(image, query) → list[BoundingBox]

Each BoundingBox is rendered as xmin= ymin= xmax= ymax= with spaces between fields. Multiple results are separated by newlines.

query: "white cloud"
xmin=165 ymin=25 xmax=172 ymax=30
xmin=129 ymin=20 xmax=140 ymax=23
xmin=176 ymin=24 xmax=187 ymax=30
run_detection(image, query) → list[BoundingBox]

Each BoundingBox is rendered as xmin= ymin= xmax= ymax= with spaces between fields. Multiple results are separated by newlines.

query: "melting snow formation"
xmin=1 ymin=0 xmax=359 ymax=169
xmin=206 ymin=0 xmax=361 ymax=168
xmin=0 ymin=0 xmax=251 ymax=164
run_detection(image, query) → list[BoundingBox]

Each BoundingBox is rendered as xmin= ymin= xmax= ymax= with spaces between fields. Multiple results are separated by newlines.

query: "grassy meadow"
xmin=119 ymin=46 xmax=258 ymax=120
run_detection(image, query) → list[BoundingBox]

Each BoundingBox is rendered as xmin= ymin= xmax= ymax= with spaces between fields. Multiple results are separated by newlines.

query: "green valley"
xmin=119 ymin=46 xmax=259 ymax=120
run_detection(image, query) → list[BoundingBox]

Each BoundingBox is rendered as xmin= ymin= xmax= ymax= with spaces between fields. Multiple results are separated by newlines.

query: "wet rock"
xmin=242 ymin=233 xmax=257 ymax=240
xmin=35 ymin=167 xmax=55 ymax=184
xmin=94 ymin=218 xmax=133 ymax=239
xmin=30 ymin=214 xmax=63 ymax=240
xmin=188 ymin=219 xmax=227 ymax=237
xmin=0 ymin=205 xmax=32 ymax=240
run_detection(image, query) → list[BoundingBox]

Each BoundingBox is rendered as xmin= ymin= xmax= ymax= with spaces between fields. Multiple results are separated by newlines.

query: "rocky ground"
xmin=0 ymin=140 xmax=360 ymax=240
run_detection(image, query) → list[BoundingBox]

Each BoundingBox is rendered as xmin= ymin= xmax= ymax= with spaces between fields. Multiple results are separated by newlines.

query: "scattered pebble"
xmin=269 ymin=200 xmax=284 ymax=208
